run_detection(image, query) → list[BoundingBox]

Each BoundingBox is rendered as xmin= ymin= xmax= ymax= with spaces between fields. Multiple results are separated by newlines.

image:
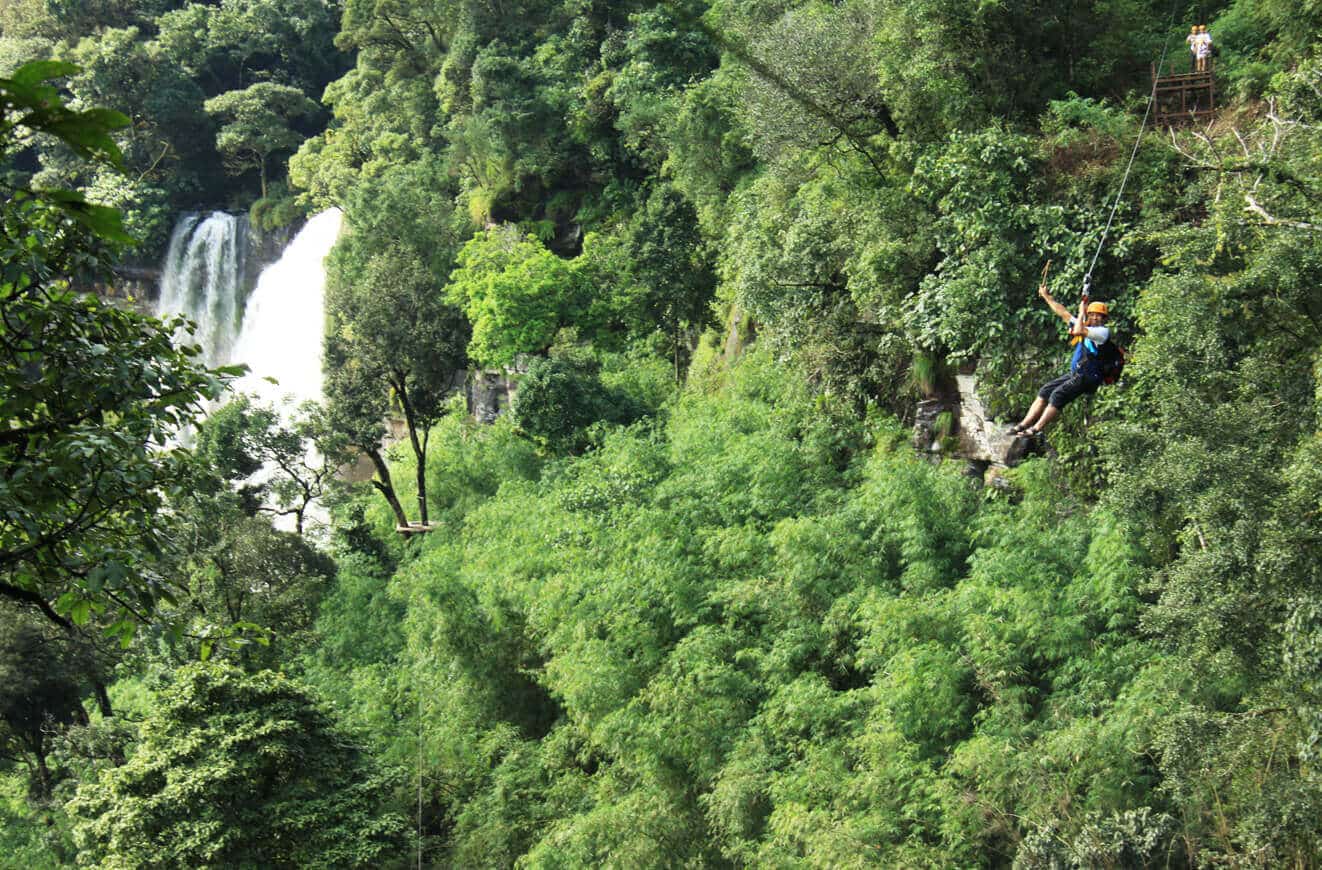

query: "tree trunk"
xmin=418 ymin=428 xmax=430 ymax=525
xmin=33 ymin=746 xmax=51 ymax=799
xmin=393 ymin=375 xmax=429 ymax=526
xmin=91 ymin=676 xmax=113 ymax=718
xmin=674 ymin=320 xmax=681 ymax=382
xmin=367 ymin=448 xmax=410 ymax=528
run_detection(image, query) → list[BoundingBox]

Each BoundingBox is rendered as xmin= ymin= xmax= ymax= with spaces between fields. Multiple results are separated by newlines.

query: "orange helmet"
xmin=1086 ymin=301 xmax=1110 ymax=316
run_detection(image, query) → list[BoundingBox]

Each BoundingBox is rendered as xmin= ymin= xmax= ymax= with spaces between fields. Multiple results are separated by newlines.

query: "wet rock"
xmin=1004 ymin=433 xmax=1034 ymax=466
xmin=914 ymin=399 xmax=939 ymax=449
xmin=984 ymin=465 xmax=1020 ymax=497
xmin=468 ymin=370 xmax=517 ymax=423
xmin=964 ymin=459 xmax=991 ymax=483
xmin=955 ymin=374 xmax=1019 ymax=463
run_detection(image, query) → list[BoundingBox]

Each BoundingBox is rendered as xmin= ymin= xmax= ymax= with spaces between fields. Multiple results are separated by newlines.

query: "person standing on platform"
xmin=1196 ymin=25 xmax=1213 ymax=72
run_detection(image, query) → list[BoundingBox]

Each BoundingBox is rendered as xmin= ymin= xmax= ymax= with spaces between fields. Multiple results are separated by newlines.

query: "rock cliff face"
xmin=912 ymin=368 xmax=1035 ymax=481
xmin=468 ymin=371 xmax=516 ymax=423
xmin=953 ymin=374 xmax=1033 ymax=467
xmin=89 ymin=266 xmax=160 ymax=315
xmin=245 ymin=220 xmax=302 ymax=290
xmin=467 ymin=357 xmax=529 ymax=423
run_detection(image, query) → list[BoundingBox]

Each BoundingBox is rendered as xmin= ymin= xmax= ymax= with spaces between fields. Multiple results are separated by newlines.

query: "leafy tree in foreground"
xmin=626 ymin=184 xmax=718 ymax=376
xmin=322 ymin=329 xmax=412 ymax=528
xmin=323 ymin=160 xmax=472 ymax=526
xmin=511 ymin=352 xmax=643 ymax=454
xmin=325 ymin=243 xmax=468 ymax=527
xmin=1 ymin=62 xmax=234 ymax=640
xmin=445 ymin=227 xmax=592 ymax=368
xmin=195 ymin=395 xmax=337 ymax=536
xmin=155 ymin=502 xmax=336 ymax=669
xmin=68 ymin=664 xmax=408 ymax=867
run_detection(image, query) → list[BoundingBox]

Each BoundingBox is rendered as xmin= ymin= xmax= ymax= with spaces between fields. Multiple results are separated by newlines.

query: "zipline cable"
xmin=417 ymin=663 xmax=424 ymax=870
xmin=1083 ymin=0 xmax=1187 ymax=295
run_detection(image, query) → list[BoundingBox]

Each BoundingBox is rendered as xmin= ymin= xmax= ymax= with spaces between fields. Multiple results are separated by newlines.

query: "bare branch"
xmin=1231 ymin=126 xmax=1252 ymax=161
xmin=1244 ymin=192 xmax=1322 ymax=232
xmin=1168 ymin=127 xmax=1217 ymax=168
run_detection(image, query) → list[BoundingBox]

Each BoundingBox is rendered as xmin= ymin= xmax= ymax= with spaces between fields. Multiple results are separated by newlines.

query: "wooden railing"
xmin=1152 ymin=63 xmax=1215 ymax=125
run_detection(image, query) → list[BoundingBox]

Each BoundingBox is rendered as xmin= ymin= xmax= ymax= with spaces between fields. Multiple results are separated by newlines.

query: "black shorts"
xmin=1038 ymin=372 xmax=1099 ymax=409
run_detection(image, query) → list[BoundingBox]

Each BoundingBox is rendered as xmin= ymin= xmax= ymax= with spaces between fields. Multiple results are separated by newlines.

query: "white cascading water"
xmin=156 ymin=211 xmax=248 ymax=365
xmin=231 ymin=208 xmax=343 ymax=408
xmin=156 ymin=208 xmax=342 ymax=407
xmin=156 ymin=209 xmax=343 ymax=533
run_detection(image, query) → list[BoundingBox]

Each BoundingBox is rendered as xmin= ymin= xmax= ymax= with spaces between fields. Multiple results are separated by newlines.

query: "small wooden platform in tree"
xmin=1153 ymin=65 xmax=1215 ymax=125
xmin=396 ymin=522 xmax=439 ymax=536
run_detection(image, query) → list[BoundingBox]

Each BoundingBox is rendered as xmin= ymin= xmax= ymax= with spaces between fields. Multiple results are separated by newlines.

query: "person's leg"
xmin=1014 ymin=374 xmax=1069 ymax=432
xmin=1033 ymin=403 xmax=1062 ymax=432
xmin=1028 ymin=375 xmax=1094 ymax=433
xmin=1015 ymin=397 xmax=1048 ymax=430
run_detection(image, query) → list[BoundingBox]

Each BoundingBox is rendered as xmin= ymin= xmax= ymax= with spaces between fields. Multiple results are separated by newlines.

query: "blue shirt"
xmin=1068 ymin=318 xmax=1111 ymax=380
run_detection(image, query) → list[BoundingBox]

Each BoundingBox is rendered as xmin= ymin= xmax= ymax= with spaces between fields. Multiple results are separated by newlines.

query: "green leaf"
xmin=8 ymin=60 xmax=79 ymax=88
xmin=69 ymin=600 xmax=91 ymax=626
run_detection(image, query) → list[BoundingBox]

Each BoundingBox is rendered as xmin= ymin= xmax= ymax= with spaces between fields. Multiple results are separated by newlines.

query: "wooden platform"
xmin=396 ymin=522 xmax=439 ymax=536
xmin=1152 ymin=65 xmax=1215 ymax=125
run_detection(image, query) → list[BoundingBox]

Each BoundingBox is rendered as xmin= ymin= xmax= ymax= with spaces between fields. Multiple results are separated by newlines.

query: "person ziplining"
xmin=1009 ymin=263 xmax=1121 ymax=437
xmin=1001 ymin=1 xmax=1194 ymax=442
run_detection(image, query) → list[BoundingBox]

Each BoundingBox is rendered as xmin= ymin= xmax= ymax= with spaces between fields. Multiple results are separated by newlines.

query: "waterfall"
xmin=156 ymin=208 xmax=342 ymax=407
xmin=156 ymin=208 xmax=343 ymax=534
xmin=231 ymin=209 xmax=343 ymax=409
xmin=156 ymin=211 xmax=248 ymax=365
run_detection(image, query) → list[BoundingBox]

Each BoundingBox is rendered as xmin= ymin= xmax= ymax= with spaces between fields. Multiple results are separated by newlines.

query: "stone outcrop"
xmin=467 ymin=360 xmax=526 ymax=424
xmin=912 ymin=367 xmax=1039 ymax=482
xmin=86 ymin=266 xmax=160 ymax=315
xmin=954 ymin=374 xmax=1030 ymax=466
xmin=468 ymin=372 xmax=512 ymax=423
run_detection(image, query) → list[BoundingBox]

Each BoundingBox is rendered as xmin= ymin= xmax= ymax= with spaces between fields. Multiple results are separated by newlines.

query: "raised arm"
xmin=1037 ymin=278 xmax=1074 ymax=324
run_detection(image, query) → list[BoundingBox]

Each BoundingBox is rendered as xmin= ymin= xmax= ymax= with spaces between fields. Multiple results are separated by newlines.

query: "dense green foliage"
xmin=3 ymin=0 xmax=1322 ymax=866
xmin=0 ymin=611 xmax=88 ymax=799
xmin=0 ymin=63 xmax=234 ymax=641
xmin=67 ymin=664 xmax=406 ymax=867
xmin=510 ymin=351 xmax=648 ymax=453
xmin=291 ymin=0 xmax=1322 ymax=862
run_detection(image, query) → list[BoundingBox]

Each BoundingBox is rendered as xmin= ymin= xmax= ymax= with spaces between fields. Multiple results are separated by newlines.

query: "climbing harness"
xmin=1082 ymin=0 xmax=1187 ymax=296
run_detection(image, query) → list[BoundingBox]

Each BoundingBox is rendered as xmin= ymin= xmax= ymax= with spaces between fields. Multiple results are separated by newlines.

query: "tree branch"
xmin=1244 ymin=192 xmax=1321 ymax=232
xmin=0 ymin=581 xmax=72 ymax=631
